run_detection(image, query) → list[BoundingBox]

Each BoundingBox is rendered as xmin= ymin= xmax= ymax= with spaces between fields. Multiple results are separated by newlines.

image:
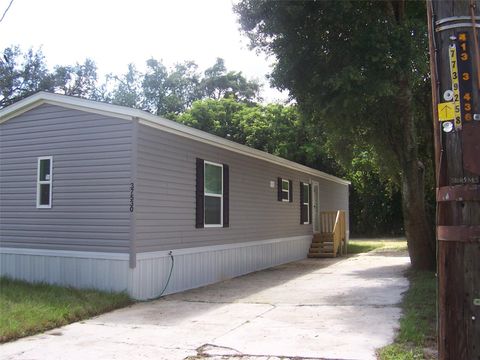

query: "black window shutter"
xmin=223 ymin=164 xmax=229 ymax=227
xmin=195 ymin=158 xmax=204 ymax=228
xmin=309 ymin=184 xmax=312 ymax=224
xmin=300 ymin=182 xmax=305 ymax=224
xmin=289 ymin=180 xmax=293 ymax=202
xmin=277 ymin=177 xmax=282 ymax=201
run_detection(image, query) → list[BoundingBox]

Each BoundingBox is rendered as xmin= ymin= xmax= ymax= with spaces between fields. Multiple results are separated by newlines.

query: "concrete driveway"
xmin=1 ymin=249 xmax=410 ymax=360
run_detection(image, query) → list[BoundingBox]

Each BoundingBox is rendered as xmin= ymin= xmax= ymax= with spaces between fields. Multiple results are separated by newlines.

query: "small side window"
xmin=277 ymin=177 xmax=293 ymax=202
xmin=37 ymin=157 xmax=53 ymax=208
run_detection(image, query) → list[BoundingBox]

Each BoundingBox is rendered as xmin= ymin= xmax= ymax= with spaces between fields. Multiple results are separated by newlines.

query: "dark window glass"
xmin=39 ymin=184 xmax=50 ymax=205
xmin=303 ymin=184 xmax=309 ymax=204
xmin=39 ymin=159 xmax=51 ymax=181
xmin=205 ymin=163 xmax=222 ymax=194
xmin=281 ymin=179 xmax=290 ymax=201
xmin=301 ymin=205 xmax=308 ymax=223
xmin=205 ymin=196 xmax=221 ymax=225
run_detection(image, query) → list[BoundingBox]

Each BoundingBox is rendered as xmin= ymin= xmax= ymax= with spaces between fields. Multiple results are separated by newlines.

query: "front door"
xmin=312 ymin=181 xmax=320 ymax=233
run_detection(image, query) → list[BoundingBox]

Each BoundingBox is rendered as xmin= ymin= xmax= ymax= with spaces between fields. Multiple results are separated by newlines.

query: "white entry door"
xmin=312 ymin=181 xmax=320 ymax=233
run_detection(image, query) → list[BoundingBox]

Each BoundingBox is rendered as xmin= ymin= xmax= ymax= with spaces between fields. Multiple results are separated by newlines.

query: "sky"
xmin=0 ymin=0 xmax=288 ymax=102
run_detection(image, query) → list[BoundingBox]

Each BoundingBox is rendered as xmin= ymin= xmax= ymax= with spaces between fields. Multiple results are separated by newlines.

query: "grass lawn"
xmin=0 ymin=277 xmax=132 ymax=343
xmin=348 ymin=238 xmax=408 ymax=254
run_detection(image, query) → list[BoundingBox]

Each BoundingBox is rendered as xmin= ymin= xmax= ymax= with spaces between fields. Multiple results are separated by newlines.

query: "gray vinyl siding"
xmin=135 ymin=123 xmax=349 ymax=253
xmin=0 ymin=104 xmax=132 ymax=252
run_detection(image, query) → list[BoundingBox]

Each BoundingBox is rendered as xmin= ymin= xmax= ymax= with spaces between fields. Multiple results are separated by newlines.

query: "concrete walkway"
xmin=1 ymin=250 xmax=410 ymax=360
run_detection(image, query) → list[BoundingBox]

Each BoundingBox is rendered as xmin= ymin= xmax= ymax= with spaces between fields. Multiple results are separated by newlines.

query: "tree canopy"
xmin=235 ymin=0 xmax=435 ymax=269
xmin=0 ymin=47 xmax=261 ymax=119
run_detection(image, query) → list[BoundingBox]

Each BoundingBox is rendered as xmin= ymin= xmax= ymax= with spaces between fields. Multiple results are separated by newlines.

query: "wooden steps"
xmin=308 ymin=210 xmax=347 ymax=259
xmin=308 ymin=234 xmax=336 ymax=258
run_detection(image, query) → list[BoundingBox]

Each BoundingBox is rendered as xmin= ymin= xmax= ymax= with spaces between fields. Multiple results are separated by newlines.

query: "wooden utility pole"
xmin=427 ymin=0 xmax=480 ymax=359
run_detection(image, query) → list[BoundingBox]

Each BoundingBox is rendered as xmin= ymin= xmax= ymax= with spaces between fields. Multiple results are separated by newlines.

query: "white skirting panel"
xmin=0 ymin=250 xmax=130 ymax=293
xmin=129 ymin=235 xmax=312 ymax=300
xmin=0 ymin=235 xmax=311 ymax=300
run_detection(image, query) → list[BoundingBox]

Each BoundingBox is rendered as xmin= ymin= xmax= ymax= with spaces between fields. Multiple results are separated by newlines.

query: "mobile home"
xmin=0 ymin=92 xmax=349 ymax=299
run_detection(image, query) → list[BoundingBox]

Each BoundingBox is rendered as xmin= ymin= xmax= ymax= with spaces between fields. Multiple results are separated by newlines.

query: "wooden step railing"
xmin=331 ymin=210 xmax=346 ymax=256
xmin=310 ymin=210 xmax=346 ymax=257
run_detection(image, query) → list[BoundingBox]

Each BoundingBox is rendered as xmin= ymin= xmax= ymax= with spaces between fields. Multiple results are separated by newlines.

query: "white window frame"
xmin=281 ymin=178 xmax=290 ymax=202
xmin=302 ymin=182 xmax=310 ymax=224
xmin=204 ymin=161 xmax=223 ymax=228
xmin=36 ymin=156 xmax=53 ymax=209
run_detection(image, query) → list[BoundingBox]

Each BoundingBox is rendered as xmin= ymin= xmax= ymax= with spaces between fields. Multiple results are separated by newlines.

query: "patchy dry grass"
xmin=378 ymin=270 xmax=437 ymax=360
xmin=0 ymin=277 xmax=132 ymax=343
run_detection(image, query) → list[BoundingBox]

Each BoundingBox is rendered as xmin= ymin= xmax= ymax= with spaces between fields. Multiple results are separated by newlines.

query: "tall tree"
xmin=109 ymin=63 xmax=144 ymax=109
xmin=0 ymin=46 xmax=54 ymax=108
xmin=200 ymin=58 xmax=262 ymax=102
xmin=53 ymin=59 xmax=99 ymax=98
xmin=108 ymin=57 xmax=259 ymax=119
xmin=0 ymin=46 xmax=104 ymax=107
xmin=178 ymin=98 xmax=339 ymax=173
xmin=142 ymin=59 xmax=201 ymax=117
xmin=235 ymin=0 xmax=435 ymax=269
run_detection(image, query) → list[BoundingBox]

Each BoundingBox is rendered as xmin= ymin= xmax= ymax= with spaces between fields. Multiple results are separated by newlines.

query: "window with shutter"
xmin=196 ymin=159 xmax=229 ymax=228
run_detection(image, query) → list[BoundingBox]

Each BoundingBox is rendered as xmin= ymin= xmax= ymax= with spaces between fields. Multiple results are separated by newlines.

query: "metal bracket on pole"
xmin=436 ymin=15 xmax=480 ymax=25
xmin=437 ymin=184 xmax=480 ymax=201
xmin=436 ymin=23 xmax=480 ymax=31
xmin=435 ymin=15 xmax=480 ymax=32
xmin=438 ymin=225 xmax=480 ymax=242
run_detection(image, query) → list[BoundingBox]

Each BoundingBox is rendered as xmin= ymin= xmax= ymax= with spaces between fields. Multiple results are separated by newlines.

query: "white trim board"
xmin=136 ymin=235 xmax=311 ymax=260
xmin=0 ymin=247 xmax=129 ymax=260
xmin=0 ymin=92 xmax=350 ymax=186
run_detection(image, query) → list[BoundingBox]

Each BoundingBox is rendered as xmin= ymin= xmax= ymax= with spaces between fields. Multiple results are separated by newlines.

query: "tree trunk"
xmin=401 ymin=161 xmax=436 ymax=270
xmin=397 ymin=78 xmax=436 ymax=270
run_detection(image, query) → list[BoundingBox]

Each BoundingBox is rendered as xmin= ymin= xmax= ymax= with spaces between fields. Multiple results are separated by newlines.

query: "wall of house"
xmin=134 ymin=122 xmax=349 ymax=253
xmin=0 ymin=104 xmax=133 ymax=253
xmin=0 ymin=101 xmax=348 ymax=299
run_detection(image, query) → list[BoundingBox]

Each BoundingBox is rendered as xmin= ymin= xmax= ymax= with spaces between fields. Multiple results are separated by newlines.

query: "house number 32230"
xmin=129 ymin=183 xmax=134 ymax=212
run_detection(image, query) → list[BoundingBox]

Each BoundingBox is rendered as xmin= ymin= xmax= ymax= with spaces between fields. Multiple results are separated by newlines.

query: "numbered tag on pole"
xmin=456 ymin=32 xmax=474 ymax=123
xmin=448 ymin=44 xmax=462 ymax=130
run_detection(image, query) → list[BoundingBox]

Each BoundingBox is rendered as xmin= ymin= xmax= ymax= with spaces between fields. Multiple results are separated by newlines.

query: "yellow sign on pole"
xmin=438 ymin=102 xmax=455 ymax=121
